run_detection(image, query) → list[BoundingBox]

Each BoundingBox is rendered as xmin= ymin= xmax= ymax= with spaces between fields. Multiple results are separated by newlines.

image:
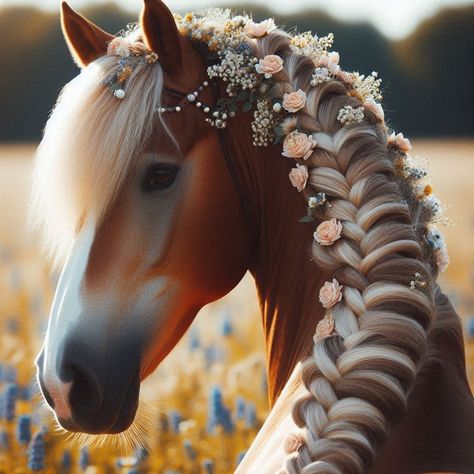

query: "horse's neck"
xmin=225 ymin=115 xmax=329 ymax=405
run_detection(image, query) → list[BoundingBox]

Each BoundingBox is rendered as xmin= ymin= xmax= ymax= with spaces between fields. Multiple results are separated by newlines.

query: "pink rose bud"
xmin=288 ymin=164 xmax=309 ymax=192
xmin=364 ymin=98 xmax=384 ymax=123
xmin=319 ymin=279 xmax=343 ymax=309
xmin=388 ymin=132 xmax=412 ymax=153
xmin=314 ymin=317 xmax=335 ymax=342
xmin=283 ymin=432 xmax=304 ymax=454
xmin=243 ymin=18 xmax=276 ymax=38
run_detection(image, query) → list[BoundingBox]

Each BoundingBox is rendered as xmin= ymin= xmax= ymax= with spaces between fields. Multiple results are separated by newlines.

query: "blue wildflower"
xmin=245 ymin=402 xmax=257 ymax=429
xmin=235 ymin=396 xmax=246 ymax=420
xmin=189 ymin=327 xmax=200 ymax=351
xmin=183 ymin=439 xmax=197 ymax=460
xmin=220 ymin=312 xmax=233 ymax=336
xmin=79 ymin=447 xmax=89 ymax=471
xmin=236 ymin=450 xmax=247 ymax=466
xmin=3 ymin=383 xmax=18 ymax=421
xmin=28 ymin=432 xmax=45 ymax=471
xmin=17 ymin=414 xmax=32 ymax=445
xmin=168 ymin=410 xmax=182 ymax=434
xmin=61 ymin=449 xmax=72 ymax=470
xmin=202 ymin=458 xmax=214 ymax=474
xmin=0 ymin=430 xmax=9 ymax=451
xmin=207 ymin=386 xmax=234 ymax=434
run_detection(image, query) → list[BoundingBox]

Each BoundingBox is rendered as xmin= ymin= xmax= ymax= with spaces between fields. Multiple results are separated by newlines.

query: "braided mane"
xmin=245 ymin=29 xmax=438 ymax=473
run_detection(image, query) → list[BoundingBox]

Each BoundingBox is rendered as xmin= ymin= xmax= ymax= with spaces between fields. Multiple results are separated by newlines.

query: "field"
xmin=0 ymin=141 xmax=473 ymax=473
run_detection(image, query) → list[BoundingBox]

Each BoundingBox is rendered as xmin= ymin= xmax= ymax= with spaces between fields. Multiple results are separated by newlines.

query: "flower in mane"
xmin=282 ymin=131 xmax=317 ymax=160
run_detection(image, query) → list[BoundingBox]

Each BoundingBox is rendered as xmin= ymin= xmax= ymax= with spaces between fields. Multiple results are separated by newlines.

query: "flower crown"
xmin=103 ymin=10 xmax=449 ymax=295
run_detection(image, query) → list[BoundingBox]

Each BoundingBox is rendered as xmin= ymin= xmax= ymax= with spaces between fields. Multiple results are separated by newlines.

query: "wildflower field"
xmin=0 ymin=141 xmax=473 ymax=473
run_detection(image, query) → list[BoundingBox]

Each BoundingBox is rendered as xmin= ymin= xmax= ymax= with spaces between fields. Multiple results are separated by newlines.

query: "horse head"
xmin=35 ymin=0 xmax=253 ymax=435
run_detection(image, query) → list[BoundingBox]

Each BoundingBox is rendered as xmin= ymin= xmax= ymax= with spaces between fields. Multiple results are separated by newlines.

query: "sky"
xmin=1 ymin=0 xmax=473 ymax=39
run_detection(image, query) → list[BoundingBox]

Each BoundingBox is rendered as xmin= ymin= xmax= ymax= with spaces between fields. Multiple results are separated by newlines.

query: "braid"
xmin=253 ymin=35 xmax=437 ymax=473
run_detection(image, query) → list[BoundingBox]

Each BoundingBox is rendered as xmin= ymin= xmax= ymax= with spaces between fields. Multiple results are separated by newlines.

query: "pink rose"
xmin=338 ymin=70 xmax=354 ymax=84
xmin=282 ymin=89 xmax=307 ymax=113
xmin=314 ymin=318 xmax=335 ymax=342
xmin=107 ymin=37 xmax=131 ymax=57
xmin=282 ymin=130 xmax=317 ymax=160
xmin=314 ymin=218 xmax=343 ymax=246
xmin=255 ymin=54 xmax=284 ymax=78
xmin=319 ymin=51 xmax=340 ymax=74
xmin=243 ymin=18 xmax=276 ymax=38
xmin=283 ymin=433 xmax=304 ymax=454
xmin=364 ymin=98 xmax=384 ymax=122
xmin=289 ymin=164 xmax=308 ymax=192
xmin=435 ymin=247 xmax=449 ymax=273
xmin=388 ymin=132 xmax=412 ymax=153
xmin=319 ymin=279 xmax=343 ymax=309
xmin=128 ymin=41 xmax=148 ymax=55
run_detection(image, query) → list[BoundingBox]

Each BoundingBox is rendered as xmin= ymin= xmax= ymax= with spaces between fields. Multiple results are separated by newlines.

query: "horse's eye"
xmin=141 ymin=164 xmax=179 ymax=193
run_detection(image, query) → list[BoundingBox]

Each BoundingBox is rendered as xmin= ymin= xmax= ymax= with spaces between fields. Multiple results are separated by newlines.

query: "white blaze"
xmin=42 ymin=217 xmax=96 ymax=420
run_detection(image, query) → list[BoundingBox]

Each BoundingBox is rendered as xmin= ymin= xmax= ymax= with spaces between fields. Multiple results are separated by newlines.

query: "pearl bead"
xmin=203 ymin=81 xmax=209 ymax=87
xmin=158 ymin=107 xmax=166 ymax=113
xmin=193 ymin=91 xmax=199 ymax=96
xmin=203 ymin=107 xmax=210 ymax=113
xmin=213 ymin=111 xmax=219 ymax=117
xmin=187 ymin=94 xmax=196 ymax=102
xmin=273 ymin=103 xmax=282 ymax=113
xmin=222 ymin=113 xmax=228 ymax=120
xmin=114 ymin=89 xmax=125 ymax=99
xmin=175 ymin=106 xmax=181 ymax=112
xmin=196 ymin=102 xmax=202 ymax=107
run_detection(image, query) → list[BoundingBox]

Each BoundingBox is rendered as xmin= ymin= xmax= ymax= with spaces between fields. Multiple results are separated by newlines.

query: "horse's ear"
xmin=61 ymin=1 xmax=114 ymax=68
xmin=140 ymin=0 xmax=183 ymax=75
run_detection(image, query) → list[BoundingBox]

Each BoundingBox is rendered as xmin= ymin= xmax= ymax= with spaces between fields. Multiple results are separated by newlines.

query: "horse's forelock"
xmin=31 ymin=40 xmax=164 ymax=265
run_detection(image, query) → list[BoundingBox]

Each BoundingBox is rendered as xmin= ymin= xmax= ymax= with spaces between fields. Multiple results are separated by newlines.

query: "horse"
xmin=31 ymin=1 xmax=474 ymax=472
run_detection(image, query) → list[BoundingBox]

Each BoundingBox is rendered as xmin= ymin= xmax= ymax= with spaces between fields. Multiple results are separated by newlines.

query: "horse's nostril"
xmin=66 ymin=364 xmax=102 ymax=417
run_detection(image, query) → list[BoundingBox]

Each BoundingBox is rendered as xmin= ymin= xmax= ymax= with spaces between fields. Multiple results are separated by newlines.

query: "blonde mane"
xmin=31 ymin=30 xmax=163 ymax=264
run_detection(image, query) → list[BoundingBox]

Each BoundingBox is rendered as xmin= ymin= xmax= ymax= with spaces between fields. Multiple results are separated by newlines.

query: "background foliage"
xmin=0 ymin=3 xmax=473 ymax=141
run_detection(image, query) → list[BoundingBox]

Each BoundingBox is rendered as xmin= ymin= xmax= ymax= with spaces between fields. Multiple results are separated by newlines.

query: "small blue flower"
xmin=134 ymin=445 xmax=149 ymax=460
xmin=220 ymin=312 xmax=233 ymax=336
xmin=28 ymin=432 xmax=45 ymax=471
xmin=207 ymin=386 xmax=234 ymax=434
xmin=0 ymin=430 xmax=9 ymax=451
xmin=235 ymin=396 xmax=246 ymax=420
xmin=16 ymin=414 xmax=32 ymax=445
xmin=168 ymin=410 xmax=182 ymax=434
xmin=189 ymin=327 xmax=200 ymax=351
xmin=79 ymin=447 xmax=89 ymax=471
xmin=61 ymin=449 xmax=72 ymax=469
xmin=202 ymin=458 xmax=214 ymax=474
xmin=245 ymin=402 xmax=257 ymax=429
xmin=467 ymin=317 xmax=474 ymax=339
xmin=183 ymin=439 xmax=197 ymax=460
xmin=3 ymin=383 xmax=18 ymax=421
xmin=236 ymin=450 xmax=247 ymax=466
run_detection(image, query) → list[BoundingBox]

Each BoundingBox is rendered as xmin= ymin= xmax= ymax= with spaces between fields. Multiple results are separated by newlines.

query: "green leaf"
xmin=299 ymin=216 xmax=314 ymax=223
xmin=242 ymin=101 xmax=254 ymax=112
xmin=237 ymin=89 xmax=249 ymax=102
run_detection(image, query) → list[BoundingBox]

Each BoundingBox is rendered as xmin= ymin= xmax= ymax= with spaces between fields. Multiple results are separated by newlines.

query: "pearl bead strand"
xmin=157 ymin=79 xmax=233 ymax=129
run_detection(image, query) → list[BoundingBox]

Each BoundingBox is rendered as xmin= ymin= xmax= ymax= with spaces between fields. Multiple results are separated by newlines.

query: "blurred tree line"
xmin=0 ymin=2 xmax=472 ymax=141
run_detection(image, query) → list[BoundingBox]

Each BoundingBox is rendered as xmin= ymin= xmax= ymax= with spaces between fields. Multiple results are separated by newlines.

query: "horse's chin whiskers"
xmin=54 ymin=396 xmax=158 ymax=454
